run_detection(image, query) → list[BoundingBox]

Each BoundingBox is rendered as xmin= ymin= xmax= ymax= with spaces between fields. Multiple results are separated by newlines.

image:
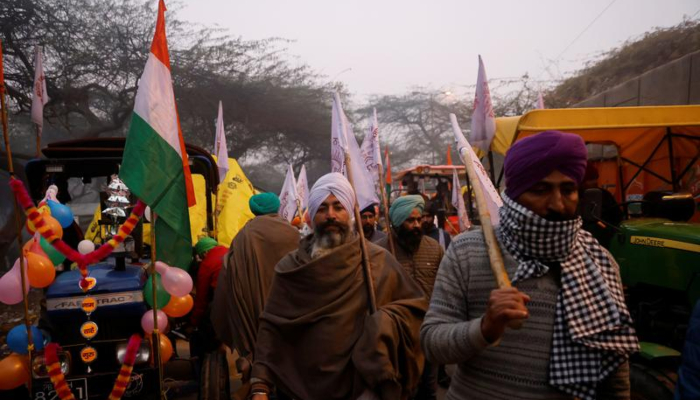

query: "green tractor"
xmin=493 ymin=105 xmax=700 ymax=399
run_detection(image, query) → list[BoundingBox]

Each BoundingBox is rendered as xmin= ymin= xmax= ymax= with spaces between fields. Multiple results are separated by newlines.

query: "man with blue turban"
xmin=250 ymin=172 xmax=427 ymax=400
xmin=377 ymin=194 xmax=444 ymax=400
xmin=422 ymin=131 xmax=638 ymax=400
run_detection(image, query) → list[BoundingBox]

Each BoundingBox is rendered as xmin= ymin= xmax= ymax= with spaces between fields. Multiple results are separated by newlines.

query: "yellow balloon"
xmin=0 ymin=354 xmax=30 ymax=390
xmin=162 ymin=294 xmax=193 ymax=318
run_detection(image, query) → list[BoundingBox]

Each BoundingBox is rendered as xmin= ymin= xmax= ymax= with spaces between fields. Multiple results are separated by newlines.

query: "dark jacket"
xmin=676 ymin=300 xmax=700 ymax=399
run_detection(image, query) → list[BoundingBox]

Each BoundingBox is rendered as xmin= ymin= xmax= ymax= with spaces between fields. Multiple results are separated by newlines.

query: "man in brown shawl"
xmin=211 ymin=192 xmax=299 ymax=373
xmin=250 ymin=172 xmax=428 ymax=400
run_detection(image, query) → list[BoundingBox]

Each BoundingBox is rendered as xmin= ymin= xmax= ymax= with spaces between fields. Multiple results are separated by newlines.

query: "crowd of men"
xmin=191 ymin=130 xmax=643 ymax=400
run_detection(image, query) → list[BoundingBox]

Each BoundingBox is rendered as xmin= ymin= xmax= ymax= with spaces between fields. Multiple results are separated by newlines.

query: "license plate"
xmin=34 ymin=378 xmax=88 ymax=400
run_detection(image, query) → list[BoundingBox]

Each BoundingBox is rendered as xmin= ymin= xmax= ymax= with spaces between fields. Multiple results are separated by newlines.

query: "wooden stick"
xmin=149 ymin=213 xmax=165 ymax=399
xmin=35 ymin=124 xmax=41 ymax=158
xmin=377 ymin=163 xmax=396 ymax=256
xmin=450 ymin=115 xmax=510 ymax=289
xmin=344 ymin=152 xmax=378 ymax=314
xmin=1 ymin=48 xmax=34 ymax=393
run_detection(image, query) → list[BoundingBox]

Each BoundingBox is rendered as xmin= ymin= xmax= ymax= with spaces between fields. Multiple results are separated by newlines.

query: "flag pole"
xmin=149 ymin=213 xmax=165 ymax=399
xmin=451 ymin=116 xmax=510 ymax=289
xmin=377 ymin=163 xmax=395 ymax=256
xmin=345 ymin=152 xmax=377 ymax=314
xmin=1 ymin=39 xmax=34 ymax=393
xmin=35 ymin=125 xmax=41 ymax=158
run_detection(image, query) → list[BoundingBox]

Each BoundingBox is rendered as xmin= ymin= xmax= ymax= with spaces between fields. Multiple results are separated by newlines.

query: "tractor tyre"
xmin=630 ymin=362 xmax=675 ymax=400
xmin=200 ymin=351 xmax=230 ymax=400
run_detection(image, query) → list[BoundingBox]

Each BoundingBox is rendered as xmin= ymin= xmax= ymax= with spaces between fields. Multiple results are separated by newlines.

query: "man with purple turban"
xmin=250 ymin=172 xmax=428 ymax=400
xmin=422 ymin=131 xmax=639 ymax=400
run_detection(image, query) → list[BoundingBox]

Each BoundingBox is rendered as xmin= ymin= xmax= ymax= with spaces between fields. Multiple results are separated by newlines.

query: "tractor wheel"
xmin=630 ymin=362 xmax=675 ymax=400
xmin=200 ymin=351 xmax=230 ymax=400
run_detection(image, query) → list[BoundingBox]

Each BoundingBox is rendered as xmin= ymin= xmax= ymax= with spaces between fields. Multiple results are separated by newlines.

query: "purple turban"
xmin=504 ymin=130 xmax=587 ymax=200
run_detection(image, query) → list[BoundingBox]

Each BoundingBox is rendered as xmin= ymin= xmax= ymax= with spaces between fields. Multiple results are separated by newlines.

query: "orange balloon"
xmin=0 ymin=354 xmax=30 ymax=390
xmin=26 ymin=252 xmax=56 ymax=288
xmin=162 ymin=294 xmax=193 ymax=318
xmin=23 ymin=238 xmax=49 ymax=259
xmin=42 ymin=215 xmax=63 ymax=239
xmin=150 ymin=334 xmax=173 ymax=363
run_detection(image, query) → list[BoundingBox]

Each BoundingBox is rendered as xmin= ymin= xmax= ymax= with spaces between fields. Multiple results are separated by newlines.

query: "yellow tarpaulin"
xmin=189 ymin=156 xmax=256 ymax=246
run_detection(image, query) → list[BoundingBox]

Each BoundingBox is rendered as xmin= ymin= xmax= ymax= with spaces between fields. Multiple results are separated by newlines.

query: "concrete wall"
xmin=573 ymin=50 xmax=700 ymax=107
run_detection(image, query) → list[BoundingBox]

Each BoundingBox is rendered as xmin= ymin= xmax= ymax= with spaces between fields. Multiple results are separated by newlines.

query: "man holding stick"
xmin=250 ymin=172 xmax=427 ymax=400
xmin=421 ymin=131 xmax=638 ymax=400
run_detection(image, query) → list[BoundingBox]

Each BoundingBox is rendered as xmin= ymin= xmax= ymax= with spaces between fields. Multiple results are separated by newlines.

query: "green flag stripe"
xmin=120 ymin=113 xmax=192 ymax=269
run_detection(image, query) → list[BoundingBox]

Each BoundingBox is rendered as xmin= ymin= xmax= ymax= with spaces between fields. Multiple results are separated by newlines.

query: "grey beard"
xmin=310 ymin=226 xmax=352 ymax=259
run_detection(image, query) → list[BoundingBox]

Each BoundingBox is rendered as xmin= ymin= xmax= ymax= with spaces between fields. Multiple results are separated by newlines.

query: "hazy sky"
xmin=183 ymin=0 xmax=699 ymax=100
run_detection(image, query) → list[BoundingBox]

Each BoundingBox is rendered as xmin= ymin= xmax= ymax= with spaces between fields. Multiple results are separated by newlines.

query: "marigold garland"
xmin=10 ymin=178 xmax=145 ymax=287
xmin=45 ymin=335 xmax=142 ymax=400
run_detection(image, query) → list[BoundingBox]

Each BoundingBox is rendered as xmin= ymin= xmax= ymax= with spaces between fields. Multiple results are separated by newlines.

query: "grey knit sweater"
xmin=420 ymin=228 xmax=631 ymax=400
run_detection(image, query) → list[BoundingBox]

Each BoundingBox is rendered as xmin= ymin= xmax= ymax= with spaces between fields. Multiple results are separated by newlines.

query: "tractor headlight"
xmin=116 ymin=341 xmax=150 ymax=365
xmin=32 ymin=351 xmax=71 ymax=378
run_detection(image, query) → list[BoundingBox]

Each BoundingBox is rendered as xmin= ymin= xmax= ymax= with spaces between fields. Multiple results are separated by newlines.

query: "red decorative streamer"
xmin=45 ymin=335 xmax=142 ymax=400
xmin=10 ymin=178 xmax=146 ymax=286
xmin=108 ymin=334 xmax=142 ymax=400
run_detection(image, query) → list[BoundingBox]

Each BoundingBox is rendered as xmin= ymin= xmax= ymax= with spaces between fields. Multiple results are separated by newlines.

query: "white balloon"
xmin=78 ymin=240 xmax=95 ymax=255
xmin=144 ymin=206 xmax=151 ymax=222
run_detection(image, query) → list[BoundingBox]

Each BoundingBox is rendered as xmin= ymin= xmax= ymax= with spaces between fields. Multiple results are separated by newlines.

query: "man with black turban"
xmin=422 ymin=131 xmax=639 ymax=400
xmin=250 ymin=173 xmax=427 ymax=400
xmin=376 ymin=194 xmax=444 ymax=400
xmin=360 ymin=203 xmax=386 ymax=243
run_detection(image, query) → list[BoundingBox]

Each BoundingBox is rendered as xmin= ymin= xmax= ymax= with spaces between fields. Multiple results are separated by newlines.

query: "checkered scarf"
xmin=498 ymin=194 xmax=639 ymax=400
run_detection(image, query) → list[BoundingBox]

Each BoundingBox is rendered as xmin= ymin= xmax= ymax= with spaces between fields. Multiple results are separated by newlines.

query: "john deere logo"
xmin=81 ymin=297 xmax=97 ymax=314
xmin=79 ymin=277 xmax=97 ymax=291
xmin=80 ymin=346 xmax=97 ymax=363
xmin=80 ymin=321 xmax=99 ymax=340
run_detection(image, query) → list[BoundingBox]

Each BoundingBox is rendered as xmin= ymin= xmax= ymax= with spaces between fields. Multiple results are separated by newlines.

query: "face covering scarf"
xmin=498 ymin=194 xmax=639 ymax=400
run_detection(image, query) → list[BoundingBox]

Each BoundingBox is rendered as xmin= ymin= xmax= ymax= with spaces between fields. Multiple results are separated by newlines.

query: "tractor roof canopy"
xmin=493 ymin=105 xmax=700 ymax=207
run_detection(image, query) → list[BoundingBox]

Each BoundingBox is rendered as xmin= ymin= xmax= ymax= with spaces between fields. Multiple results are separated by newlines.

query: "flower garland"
xmin=10 ymin=178 xmax=145 ymax=288
xmin=45 ymin=334 xmax=142 ymax=400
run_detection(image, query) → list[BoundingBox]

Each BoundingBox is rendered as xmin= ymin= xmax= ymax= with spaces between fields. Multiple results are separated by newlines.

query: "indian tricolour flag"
xmin=120 ymin=0 xmax=195 ymax=270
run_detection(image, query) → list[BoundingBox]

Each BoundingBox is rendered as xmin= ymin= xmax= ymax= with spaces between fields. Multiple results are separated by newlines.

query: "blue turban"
xmin=389 ymin=195 xmax=425 ymax=228
xmin=504 ymin=130 xmax=587 ymax=200
xmin=249 ymin=193 xmax=281 ymax=216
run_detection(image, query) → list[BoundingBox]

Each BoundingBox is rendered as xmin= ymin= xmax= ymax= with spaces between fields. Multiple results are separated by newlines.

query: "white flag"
xmin=470 ymin=55 xmax=496 ymax=153
xmin=331 ymin=92 xmax=348 ymax=174
xmin=296 ymin=164 xmax=309 ymax=211
xmin=31 ymin=46 xmax=50 ymax=126
xmin=360 ymin=108 xmax=382 ymax=184
xmin=278 ymin=164 xmax=298 ymax=223
xmin=535 ymin=92 xmax=545 ymax=109
xmin=331 ymin=93 xmax=379 ymax=210
xmin=451 ymin=113 xmax=502 ymax=226
xmin=215 ymin=101 xmax=229 ymax=184
xmin=452 ymin=169 xmax=471 ymax=231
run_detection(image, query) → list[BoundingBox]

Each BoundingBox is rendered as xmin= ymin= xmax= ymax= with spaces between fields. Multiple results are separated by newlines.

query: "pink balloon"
xmin=0 ymin=259 xmax=30 ymax=305
xmin=141 ymin=310 xmax=168 ymax=334
xmin=161 ymin=267 xmax=193 ymax=298
xmin=154 ymin=261 xmax=169 ymax=276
